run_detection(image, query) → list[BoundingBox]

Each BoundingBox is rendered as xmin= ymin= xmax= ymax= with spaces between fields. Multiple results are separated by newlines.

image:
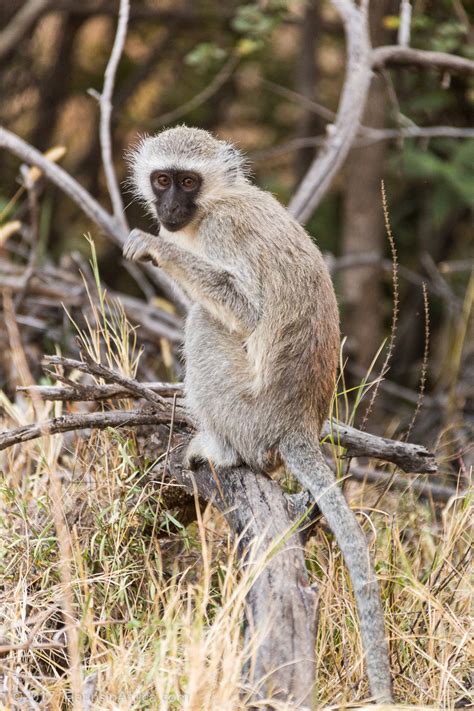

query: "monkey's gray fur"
xmin=125 ymin=125 xmax=393 ymax=704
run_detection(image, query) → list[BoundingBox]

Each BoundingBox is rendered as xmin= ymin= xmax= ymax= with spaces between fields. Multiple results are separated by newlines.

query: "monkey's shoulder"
xmin=201 ymin=185 xmax=298 ymax=238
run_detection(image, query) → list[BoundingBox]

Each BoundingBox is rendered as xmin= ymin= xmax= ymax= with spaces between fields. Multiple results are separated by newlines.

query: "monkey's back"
xmin=184 ymin=184 xmax=339 ymax=455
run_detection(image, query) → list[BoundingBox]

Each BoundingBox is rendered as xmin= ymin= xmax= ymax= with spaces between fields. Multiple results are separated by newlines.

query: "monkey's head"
xmin=128 ymin=125 xmax=248 ymax=231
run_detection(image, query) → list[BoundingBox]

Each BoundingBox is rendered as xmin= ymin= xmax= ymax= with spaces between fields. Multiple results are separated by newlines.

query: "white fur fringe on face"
xmin=127 ymin=125 xmax=249 ymax=214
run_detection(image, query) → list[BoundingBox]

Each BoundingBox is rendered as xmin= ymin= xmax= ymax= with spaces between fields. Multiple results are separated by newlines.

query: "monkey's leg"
xmin=124 ymin=229 xmax=259 ymax=332
xmin=184 ymin=431 xmax=243 ymax=470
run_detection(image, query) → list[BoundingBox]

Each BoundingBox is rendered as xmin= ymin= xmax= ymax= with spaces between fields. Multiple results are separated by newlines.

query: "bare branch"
xmin=0 ymin=0 xmax=51 ymax=61
xmin=17 ymin=363 xmax=437 ymax=473
xmin=0 ymin=409 xmax=183 ymax=452
xmin=18 ymin=381 xmax=183 ymax=402
xmin=285 ymin=1 xmax=473 ymax=223
xmin=98 ymin=0 xmax=129 ymax=229
xmin=261 ymin=78 xmax=336 ymax=123
xmin=43 ymin=354 xmax=175 ymax=412
xmin=349 ymin=465 xmax=457 ymax=502
xmin=372 ymin=46 xmax=474 ymax=75
xmin=321 ymin=420 xmax=437 ymax=473
xmin=0 ymin=126 xmax=119 ymax=240
xmin=253 ymin=126 xmax=474 ymax=161
xmin=288 ymin=1 xmax=372 ymax=222
xmin=398 ymin=0 xmax=412 ymax=48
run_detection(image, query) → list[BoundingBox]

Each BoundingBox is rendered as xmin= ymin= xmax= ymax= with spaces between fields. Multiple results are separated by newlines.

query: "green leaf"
xmin=184 ymin=43 xmax=227 ymax=71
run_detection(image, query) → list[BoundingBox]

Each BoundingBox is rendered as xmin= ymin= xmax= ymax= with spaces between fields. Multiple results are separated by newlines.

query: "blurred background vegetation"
xmin=0 ymin=0 xmax=473 ymax=447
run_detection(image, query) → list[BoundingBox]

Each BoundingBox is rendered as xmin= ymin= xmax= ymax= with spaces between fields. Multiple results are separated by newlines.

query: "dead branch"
xmin=0 ymin=409 xmax=188 ymax=452
xmin=0 ymin=128 xmax=118 ymax=239
xmin=43 ymin=355 xmax=175 ymax=412
xmin=96 ymin=0 xmax=129 ymax=230
xmin=349 ymin=465 xmax=457 ymax=502
xmin=288 ymin=0 xmax=372 ymax=222
xmin=372 ymin=45 xmax=474 ymax=75
xmin=397 ymin=0 xmax=412 ymax=48
xmin=17 ymin=382 xmax=182 ymax=402
xmin=0 ymin=259 xmax=183 ymax=344
xmin=162 ymin=436 xmax=318 ymax=707
xmin=287 ymin=0 xmax=474 ymax=224
xmin=253 ymin=127 xmax=474 ymax=162
xmin=321 ymin=420 xmax=437 ymax=473
xmin=151 ymin=52 xmax=240 ymax=128
xmin=13 ymin=359 xmax=437 ymax=473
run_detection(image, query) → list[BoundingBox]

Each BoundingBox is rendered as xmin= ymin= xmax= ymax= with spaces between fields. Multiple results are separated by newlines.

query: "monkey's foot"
xmin=123 ymin=228 xmax=160 ymax=265
xmin=184 ymin=432 xmax=242 ymax=470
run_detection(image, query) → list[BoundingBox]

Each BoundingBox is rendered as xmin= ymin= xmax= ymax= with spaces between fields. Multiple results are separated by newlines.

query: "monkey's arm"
xmin=124 ymin=229 xmax=259 ymax=332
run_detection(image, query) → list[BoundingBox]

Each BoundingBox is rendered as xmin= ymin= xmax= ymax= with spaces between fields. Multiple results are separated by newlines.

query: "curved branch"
xmin=288 ymin=0 xmax=372 ymax=222
xmin=0 ymin=126 xmax=121 ymax=240
xmin=372 ymin=45 xmax=474 ymax=75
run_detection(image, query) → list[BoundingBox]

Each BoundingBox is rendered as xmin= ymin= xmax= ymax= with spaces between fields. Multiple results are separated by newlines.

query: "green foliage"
xmin=400 ymin=140 xmax=474 ymax=226
xmin=184 ymin=43 xmax=228 ymax=72
xmin=232 ymin=1 xmax=293 ymax=38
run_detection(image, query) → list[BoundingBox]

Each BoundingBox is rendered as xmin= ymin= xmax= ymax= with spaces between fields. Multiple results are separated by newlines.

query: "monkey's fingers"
xmin=123 ymin=230 xmax=155 ymax=264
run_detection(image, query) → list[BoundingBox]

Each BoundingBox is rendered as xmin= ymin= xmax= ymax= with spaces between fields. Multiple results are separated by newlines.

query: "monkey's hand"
xmin=123 ymin=228 xmax=161 ymax=266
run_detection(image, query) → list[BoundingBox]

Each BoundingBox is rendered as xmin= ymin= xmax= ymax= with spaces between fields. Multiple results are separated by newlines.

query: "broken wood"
xmin=18 ymin=364 xmax=438 ymax=474
xmin=163 ymin=436 xmax=318 ymax=708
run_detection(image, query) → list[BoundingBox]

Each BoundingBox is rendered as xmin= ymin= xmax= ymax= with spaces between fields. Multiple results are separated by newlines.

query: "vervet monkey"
xmin=124 ymin=126 xmax=393 ymax=704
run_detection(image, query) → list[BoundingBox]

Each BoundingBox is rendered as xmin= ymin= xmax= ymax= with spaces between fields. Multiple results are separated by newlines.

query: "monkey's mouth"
xmin=161 ymin=219 xmax=188 ymax=232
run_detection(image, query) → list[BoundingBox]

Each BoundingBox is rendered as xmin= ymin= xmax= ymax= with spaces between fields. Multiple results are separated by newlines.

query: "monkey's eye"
xmin=181 ymin=176 xmax=197 ymax=190
xmin=151 ymin=173 xmax=171 ymax=189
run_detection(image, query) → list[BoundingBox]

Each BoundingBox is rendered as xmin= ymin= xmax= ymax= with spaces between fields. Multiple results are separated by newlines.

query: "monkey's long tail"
xmin=280 ymin=431 xmax=393 ymax=704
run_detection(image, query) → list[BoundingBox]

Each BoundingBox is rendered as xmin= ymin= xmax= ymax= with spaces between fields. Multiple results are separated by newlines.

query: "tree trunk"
xmin=340 ymin=2 xmax=391 ymax=368
xmin=294 ymin=1 xmax=322 ymax=180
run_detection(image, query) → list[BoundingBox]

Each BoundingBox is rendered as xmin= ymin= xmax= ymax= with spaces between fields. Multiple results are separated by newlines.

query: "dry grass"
xmin=0 ymin=261 xmax=472 ymax=710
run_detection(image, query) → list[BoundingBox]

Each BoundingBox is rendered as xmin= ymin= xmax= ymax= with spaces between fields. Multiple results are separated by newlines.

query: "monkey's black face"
xmin=150 ymin=169 xmax=202 ymax=232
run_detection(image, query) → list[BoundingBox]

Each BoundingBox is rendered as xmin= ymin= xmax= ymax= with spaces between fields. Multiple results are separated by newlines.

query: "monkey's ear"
xmin=218 ymin=141 xmax=248 ymax=182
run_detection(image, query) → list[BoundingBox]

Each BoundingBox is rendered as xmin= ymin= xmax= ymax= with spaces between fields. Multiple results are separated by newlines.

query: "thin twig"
xmin=0 ymin=127 xmax=189 ymax=311
xmin=0 ymin=0 xmax=51 ymax=61
xmin=0 ymin=127 xmax=119 ymax=241
xmin=18 ymin=381 xmax=183 ymax=402
xmin=98 ymin=0 xmax=130 ymax=230
xmin=253 ymin=126 xmax=474 ymax=162
xmin=43 ymin=354 xmax=171 ymax=411
xmin=349 ymin=465 xmax=457 ymax=502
